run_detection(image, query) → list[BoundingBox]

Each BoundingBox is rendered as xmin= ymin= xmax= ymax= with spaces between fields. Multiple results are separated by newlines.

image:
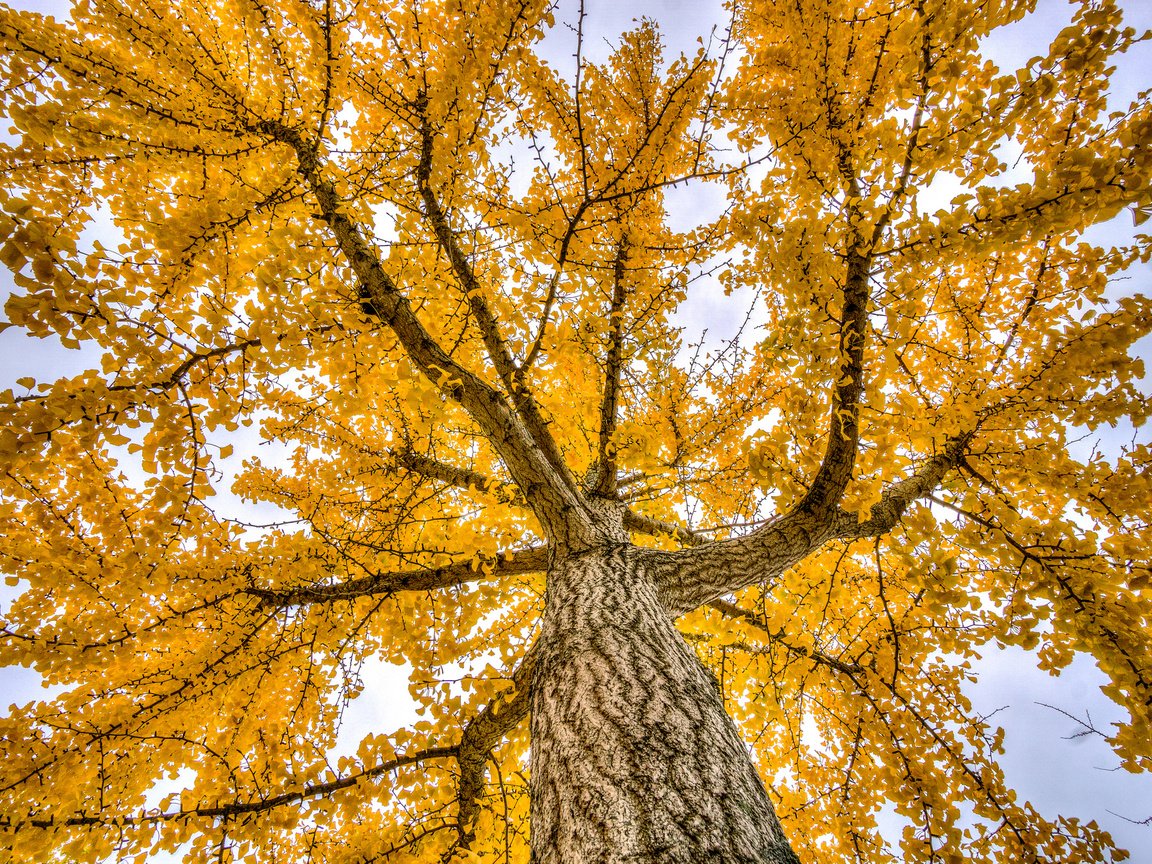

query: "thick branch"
xmin=450 ymin=647 xmax=536 ymax=853
xmin=645 ymin=203 xmax=973 ymax=616
xmin=795 ymin=245 xmax=871 ymax=517
xmin=255 ymin=121 xmax=600 ymax=551
xmin=415 ymin=106 xmax=580 ymax=501
xmin=248 ymin=547 xmax=548 ymax=607
xmin=648 ymin=509 xmax=836 ymax=617
xmin=835 ymin=432 xmax=974 ymax=540
xmin=650 ymin=433 xmax=973 ymax=616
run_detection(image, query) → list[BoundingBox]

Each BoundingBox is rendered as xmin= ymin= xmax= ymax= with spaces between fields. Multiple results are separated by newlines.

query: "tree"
xmin=0 ymin=0 xmax=1149 ymax=860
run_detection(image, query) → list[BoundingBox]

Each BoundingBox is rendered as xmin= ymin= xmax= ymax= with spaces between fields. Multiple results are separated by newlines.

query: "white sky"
xmin=1 ymin=0 xmax=1150 ymax=860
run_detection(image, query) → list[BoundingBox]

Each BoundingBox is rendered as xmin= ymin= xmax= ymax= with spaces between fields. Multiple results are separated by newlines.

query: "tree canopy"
xmin=0 ymin=0 xmax=1150 ymax=861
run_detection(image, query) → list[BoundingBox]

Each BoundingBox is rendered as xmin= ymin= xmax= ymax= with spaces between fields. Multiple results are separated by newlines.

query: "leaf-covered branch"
xmin=653 ymin=432 xmax=975 ymax=615
xmin=593 ymin=237 xmax=631 ymax=498
xmin=449 ymin=647 xmax=536 ymax=854
xmin=390 ymin=448 xmax=525 ymax=506
xmin=706 ymin=598 xmax=861 ymax=676
xmin=248 ymin=546 xmax=549 ymax=607
xmin=0 ymin=747 xmax=456 ymax=831
xmin=414 ymin=103 xmax=578 ymax=499
xmin=253 ymin=120 xmax=603 ymax=552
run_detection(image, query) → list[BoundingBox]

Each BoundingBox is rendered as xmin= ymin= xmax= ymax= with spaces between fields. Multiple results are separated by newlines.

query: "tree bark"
xmin=530 ymin=545 xmax=801 ymax=863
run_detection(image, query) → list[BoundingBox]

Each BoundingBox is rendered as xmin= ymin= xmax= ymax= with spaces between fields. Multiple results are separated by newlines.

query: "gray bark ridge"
xmin=530 ymin=544 xmax=801 ymax=864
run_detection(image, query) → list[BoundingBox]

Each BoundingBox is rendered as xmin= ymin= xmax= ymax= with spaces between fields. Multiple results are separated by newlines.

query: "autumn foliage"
xmin=0 ymin=0 xmax=1150 ymax=861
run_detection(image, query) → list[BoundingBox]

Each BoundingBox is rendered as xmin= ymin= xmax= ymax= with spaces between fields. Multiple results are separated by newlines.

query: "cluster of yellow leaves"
xmin=0 ymin=0 xmax=1148 ymax=861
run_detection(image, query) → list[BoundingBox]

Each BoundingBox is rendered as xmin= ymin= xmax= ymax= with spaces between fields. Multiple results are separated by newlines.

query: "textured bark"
xmin=251 ymin=120 xmax=977 ymax=864
xmin=649 ymin=513 xmax=835 ymax=617
xmin=530 ymin=545 xmax=801 ymax=864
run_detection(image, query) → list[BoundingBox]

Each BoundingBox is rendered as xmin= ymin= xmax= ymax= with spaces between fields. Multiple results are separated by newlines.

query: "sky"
xmin=1 ymin=0 xmax=1150 ymax=860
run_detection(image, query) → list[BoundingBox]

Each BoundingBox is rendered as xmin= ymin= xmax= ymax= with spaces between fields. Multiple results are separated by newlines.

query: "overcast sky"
xmin=1 ymin=0 xmax=1150 ymax=860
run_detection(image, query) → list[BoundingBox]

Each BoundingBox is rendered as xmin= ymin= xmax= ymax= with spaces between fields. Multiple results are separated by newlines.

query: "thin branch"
xmin=518 ymin=199 xmax=592 ymax=376
xmin=573 ymin=0 xmax=590 ymax=197
xmin=594 ymin=237 xmax=630 ymax=498
xmin=390 ymin=449 xmax=524 ymax=506
xmin=707 ymin=598 xmax=861 ymax=676
xmin=623 ymin=508 xmax=705 ymax=546
xmin=1035 ymin=702 xmax=1108 ymax=741
xmin=1106 ymin=810 xmax=1152 ymax=827
xmin=13 ymin=336 xmax=263 ymax=407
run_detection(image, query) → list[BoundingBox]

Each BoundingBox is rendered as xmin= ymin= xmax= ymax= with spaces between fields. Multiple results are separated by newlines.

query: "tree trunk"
xmin=530 ymin=544 xmax=801 ymax=863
